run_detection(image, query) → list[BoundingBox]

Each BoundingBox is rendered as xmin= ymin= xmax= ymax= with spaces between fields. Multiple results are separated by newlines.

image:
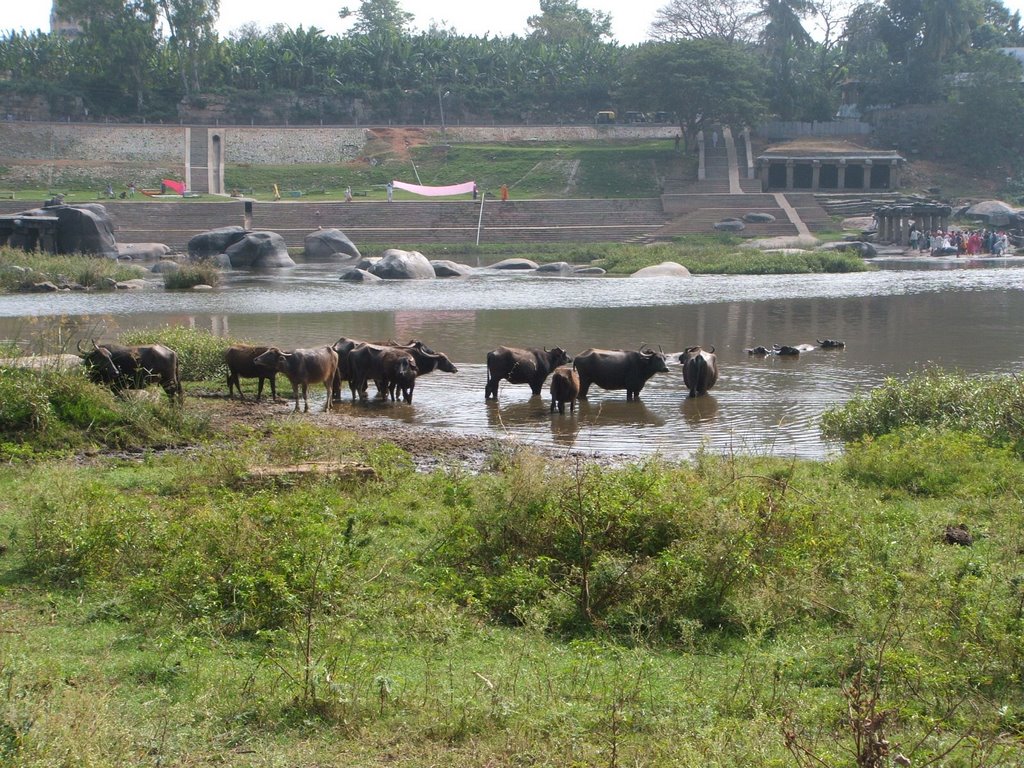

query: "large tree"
xmin=649 ymin=0 xmax=759 ymax=43
xmin=527 ymin=0 xmax=614 ymax=43
xmin=156 ymin=0 xmax=219 ymax=96
xmin=622 ymin=39 xmax=767 ymax=145
xmin=339 ymin=0 xmax=414 ymax=37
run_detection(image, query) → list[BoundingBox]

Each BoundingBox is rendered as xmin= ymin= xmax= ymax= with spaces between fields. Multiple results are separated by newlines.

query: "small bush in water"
xmin=163 ymin=262 xmax=220 ymax=290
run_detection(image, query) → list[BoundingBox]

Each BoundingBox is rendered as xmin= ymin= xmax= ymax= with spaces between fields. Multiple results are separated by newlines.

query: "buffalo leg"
xmin=227 ymin=371 xmax=241 ymax=400
xmin=255 ymin=377 xmax=265 ymax=402
xmin=485 ymin=377 xmax=498 ymax=399
xmin=578 ymin=378 xmax=591 ymax=399
xmin=558 ymin=400 xmax=566 ymax=414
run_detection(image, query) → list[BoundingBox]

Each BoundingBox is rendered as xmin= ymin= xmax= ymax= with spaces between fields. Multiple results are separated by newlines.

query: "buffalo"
xmin=746 ymin=345 xmax=771 ymax=356
xmin=485 ymin=346 xmax=570 ymax=399
xmin=77 ymin=339 xmax=182 ymax=402
xmin=573 ymin=347 xmax=668 ymax=401
xmin=549 ymin=365 xmax=580 ymax=414
xmin=817 ymin=338 xmax=846 ymax=349
xmin=225 ymin=344 xmax=278 ymax=401
xmin=332 ymin=338 xmax=457 ymax=402
xmin=253 ymin=346 xmax=339 ymax=412
xmin=679 ymin=346 xmax=718 ymax=398
xmin=346 ymin=343 xmax=420 ymax=403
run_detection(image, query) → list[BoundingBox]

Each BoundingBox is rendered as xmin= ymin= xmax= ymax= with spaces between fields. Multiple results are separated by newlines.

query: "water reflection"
xmin=4 ymin=260 xmax=1024 ymax=459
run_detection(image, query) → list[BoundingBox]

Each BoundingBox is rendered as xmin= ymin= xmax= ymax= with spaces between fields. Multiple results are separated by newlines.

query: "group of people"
xmin=910 ymin=227 xmax=1012 ymax=257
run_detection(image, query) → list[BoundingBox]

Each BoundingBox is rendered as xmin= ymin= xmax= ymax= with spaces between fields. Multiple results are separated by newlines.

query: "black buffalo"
xmin=346 ymin=343 xmax=420 ymax=403
xmin=253 ymin=346 xmax=339 ymax=412
xmin=549 ymin=365 xmax=580 ymax=414
xmin=817 ymin=338 xmax=846 ymax=348
xmin=332 ymin=338 xmax=457 ymax=402
xmin=485 ymin=346 xmax=570 ymax=399
xmin=573 ymin=347 xmax=668 ymax=401
xmin=77 ymin=340 xmax=182 ymax=402
xmin=225 ymin=344 xmax=278 ymax=401
xmin=679 ymin=346 xmax=718 ymax=398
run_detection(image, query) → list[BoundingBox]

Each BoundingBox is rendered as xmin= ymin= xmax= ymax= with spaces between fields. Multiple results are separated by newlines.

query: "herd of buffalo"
xmin=75 ymin=337 xmax=845 ymax=413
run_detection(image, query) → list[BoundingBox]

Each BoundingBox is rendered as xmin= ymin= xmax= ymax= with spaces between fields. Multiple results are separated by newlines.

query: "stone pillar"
xmin=890 ymin=159 xmax=901 ymax=189
xmin=785 ymin=160 xmax=794 ymax=190
xmin=837 ymin=160 xmax=847 ymax=190
xmin=863 ymin=160 xmax=873 ymax=190
xmin=811 ymin=160 xmax=821 ymax=191
xmin=744 ymin=126 xmax=755 ymax=179
xmin=879 ymin=214 xmax=890 ymax=242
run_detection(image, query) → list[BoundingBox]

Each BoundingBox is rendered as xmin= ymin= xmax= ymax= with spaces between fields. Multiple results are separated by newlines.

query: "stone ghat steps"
xmin=0 ymin=198 xmax=669 ymax=249
xmin=786 ymin=193 xmax=839 ymax=231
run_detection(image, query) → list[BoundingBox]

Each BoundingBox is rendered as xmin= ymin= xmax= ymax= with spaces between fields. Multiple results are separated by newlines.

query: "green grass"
xmin=1 ymin=370 xmax=1024 ymax=765
xmin=0 ymin=247 xmax=146 ymax=291
xmin=162 ymin=262 xmax=221 ymax=290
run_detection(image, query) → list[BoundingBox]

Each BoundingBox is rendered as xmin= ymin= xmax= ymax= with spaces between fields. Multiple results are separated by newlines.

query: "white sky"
xmin=1 ymin=0 xmax=668 ymax=44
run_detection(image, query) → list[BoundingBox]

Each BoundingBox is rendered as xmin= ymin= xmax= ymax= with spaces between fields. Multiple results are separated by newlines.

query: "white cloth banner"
xmin=392 ymin=180 xmax=476 ymax=197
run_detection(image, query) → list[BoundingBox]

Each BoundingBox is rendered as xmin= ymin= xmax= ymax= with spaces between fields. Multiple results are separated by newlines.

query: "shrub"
xmin=119 ymin=326 xmax=233 ymax=382
xmin=0 ymin=247 xmax=144 ymax=291
xmin=163 ymin=262 xmax=220 ymax=290
xmin=821 ymin=368 xmax=1024 ymax=450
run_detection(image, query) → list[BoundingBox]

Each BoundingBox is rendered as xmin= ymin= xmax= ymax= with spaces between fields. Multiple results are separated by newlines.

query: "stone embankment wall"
xmin=0 ymin=122 xmax=678 ymax=188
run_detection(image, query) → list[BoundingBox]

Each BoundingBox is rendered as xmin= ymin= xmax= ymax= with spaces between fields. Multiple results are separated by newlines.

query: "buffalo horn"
xmin=76 ymin=339 xmax=86 ymax=355
xmin=709 ymin=345 xmax=715 ymax=354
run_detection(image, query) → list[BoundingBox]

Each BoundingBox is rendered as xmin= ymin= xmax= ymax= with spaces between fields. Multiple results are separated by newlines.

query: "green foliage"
xmin=119 ymin=326 xmax=232 ymax=382
xmin=842 ymin=427 xmax=1024 ymax=496
xmin=593 ymin=238 xmax=868 ymax=275
xmin=0 ymin=247 xmax=145 ymax=292
xmin=0 ymin=366 xmax=204 ymax=455
xmin=162 ymin=262 xmax=220 ymax=290
xmin=821 ymin=367 xmax=1024 ymax=449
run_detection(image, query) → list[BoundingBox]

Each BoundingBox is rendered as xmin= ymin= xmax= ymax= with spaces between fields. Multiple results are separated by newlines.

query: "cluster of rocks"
xmin=714 ymin=212 xmax=777 ymax=232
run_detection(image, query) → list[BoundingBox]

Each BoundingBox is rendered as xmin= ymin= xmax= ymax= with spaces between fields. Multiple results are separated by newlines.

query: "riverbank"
xmin=1 ymin=365 xmax=1023 ymax=766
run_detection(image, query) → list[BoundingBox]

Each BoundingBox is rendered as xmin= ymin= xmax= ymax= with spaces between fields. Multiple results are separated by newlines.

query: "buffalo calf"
xmin=254 ymin=346 xmax=339 ymax=413
xmin=225 ymin=344 xmax=278 ymax=401
xmin=549 ymin=365 xmax=580 ymax=414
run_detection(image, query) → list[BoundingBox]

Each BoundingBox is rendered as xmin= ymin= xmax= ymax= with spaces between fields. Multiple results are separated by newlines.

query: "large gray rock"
xmin=117 ymin=242 xmax=170 ymax=260
xmin=224 ymin=231 xmax=295 ymax=269
xmin=188 ymin=226 xmax=247 ymax=259
xmin=743 ymin=212 xmax=776 ymax=223
xmin=631 ymin=261 xmax=691 ymax=278
xmin=368 ymin=248 xmax=435 ymax=280
xmin=304 ymin=228 xmax=361 ymax=260
xmin=431 ymin=259 xmax=476 ymax=277
xmin=714 ymin=219 xmax=746 ymax=232
xmin=150 ymin=259 xmax=181 ymax=274
xmin=491 ymin=258 xmax=539 ymax=270
xmin=339 ymin=268 xmax=382 ymax=283
xmin=536 ymin=261 xmax=574 ymax=275
xmin=355 ymin=257 xmax=381 ymax=271
xmin=4 ymin=204 xmax=118 ymax=258
xmin=965 ymin=200 xmax=1015 ymax=226
xmin=816 ymin=240 xmax=877 ymax=258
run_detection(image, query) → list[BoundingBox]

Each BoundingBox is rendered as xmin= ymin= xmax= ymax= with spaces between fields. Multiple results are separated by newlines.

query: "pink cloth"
xmin=162 ymin=179 xmax=185 ymax=195
xmin=392 ymin=180 xmax=476 ymax=197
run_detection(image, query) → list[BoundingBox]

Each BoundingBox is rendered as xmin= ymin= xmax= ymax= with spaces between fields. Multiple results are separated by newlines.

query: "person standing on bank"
xmin=386 ymin=181 xmax=393 ymax=202
xmin=344 ymin=186 xmax=353 ymax=202
xmin=500 ymin=183 xmax=509 ymax=202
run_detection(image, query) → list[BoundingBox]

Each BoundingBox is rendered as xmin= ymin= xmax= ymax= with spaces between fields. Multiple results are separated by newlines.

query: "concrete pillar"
xmin=837 ymin=160 xmax=847 ymax=190
xmin=786 ymin=160 xmax=794 ymax=190
xmin=811 ymin=160 xmax=821 ymax=191
xmin=743 ymin=126 xmax=755 ymax=179
xmin=863 ymin=160 xmax=873 ymax=190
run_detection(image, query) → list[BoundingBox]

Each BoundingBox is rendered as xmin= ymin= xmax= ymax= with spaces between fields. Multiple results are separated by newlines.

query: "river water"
xmin=4 ymin=255 xmax=1024 ymax=460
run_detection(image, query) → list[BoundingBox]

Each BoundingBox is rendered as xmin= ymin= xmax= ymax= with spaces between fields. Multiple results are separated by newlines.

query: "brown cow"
xmin=253 ymin=346 xmax=338 ymax=412
xmin=549 ymin=365 xmax=580 ymax=414
xmin=225 ymin=344 xmax=278 ymax=401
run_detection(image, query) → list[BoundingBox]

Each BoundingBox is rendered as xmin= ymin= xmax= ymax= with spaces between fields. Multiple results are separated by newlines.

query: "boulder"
xmin=714 ymin=219 xmax=746 ymax=232
xmin=817 ymin=240 xmax=877 ymax=258
xmin=574 ymin=266 xmax=607 ymax=276
xmin=6 ymin=204 xmax=118 ymax=258
xmin=355 ymin=257 xmax=381 ymax=271
xmin=490 ymin=258 xmax=539 ymax=270
xmin=368 ymin=248 xmax=435 ymax=280
xmin=210 ymin=253 xmax=233 ymax=269
xmin=742 ymin=212 xmax=776 ymax=223
xmin=28 ymin=281 xmax=59 ymax=292
xmin=150 ymin=259 xmax=181 ymax=274
xmin=339 ymin=268 xmax=383 ymax=283
xmin=188 ymin=226 xmax=248 ymax=259
xmin=536 ymin=261 xmax=574 ymax=275
xmin=117 ymin=242 xmax=170 ymax=260
xmin=431 ymin=259 xmax=476 ymax=278
xmin=192 ymin=284 xmax=215 ymax=291
xmin=631 ymin=261 xmax=691 ymax=278
xmin=224 ymin=231 xmax=295 ymax=269
xmin=304 ymin=228 xmax=362 ymax=261
xmin=965 ymin=200 xmax=1015 ymax=226
xmin=115 ymin=279 xmax=147 ymax=290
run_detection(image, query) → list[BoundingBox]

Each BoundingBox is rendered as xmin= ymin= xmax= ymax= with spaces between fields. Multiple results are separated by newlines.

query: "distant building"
xmin=50 ymin=0 xmax=83 ymax=38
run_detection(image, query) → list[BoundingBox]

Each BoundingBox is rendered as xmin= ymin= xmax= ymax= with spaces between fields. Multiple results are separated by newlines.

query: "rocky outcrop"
xmin=431 ymin=259 xmax=476 ymax=277
xmin=304 ymin=228 xmax=361 ymax=260
xmin=339 ymin=268 xmax=382 ymax=283
xmin=816 ymin=240 xmax=877 ymax=258
xmin=368 ymin=248 xmax=435 ymax=280
xmin=631 ymin=261 xmax=691 ymax=278
xmin=117 ymin=242 xmax=170 ymax=260
xmin=490 ymin=258 xmax=539 ymax=270
xmin=1 ymin=203 xmax=118 ymax=258
xmin=224 ymin=231 xmax=295 ymax=268
xmin=188 ymin=226 xmax=247 ymax=259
